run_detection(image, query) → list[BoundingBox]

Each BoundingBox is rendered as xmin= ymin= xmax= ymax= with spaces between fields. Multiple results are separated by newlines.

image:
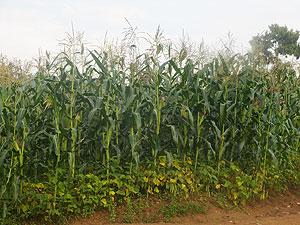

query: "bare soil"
xmin=69 ymin=190 xmax=300 ymax=225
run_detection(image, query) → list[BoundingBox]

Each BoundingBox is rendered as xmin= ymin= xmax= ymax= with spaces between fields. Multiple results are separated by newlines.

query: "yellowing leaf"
xmin=186 ymin=178 xmax=193 ymax=184
xmin=159 ymin=161 xmax=166 ymax=167
xmin=170 ymin=178 xmax=176 ymax=183
xmin=186 ymin=157 xmax=192 ymax=165
xmin=101 ymin=198 xmax=107 ymax=206
xmin=20 ymin=204 xmax=29 ymax=213
xmin=159 ymin=175 xmax=165 ymax=180
xmin=153 ymin=178 xmax=160 ymax=186
xmin=233 ymin=192 xmax=238 ymax=200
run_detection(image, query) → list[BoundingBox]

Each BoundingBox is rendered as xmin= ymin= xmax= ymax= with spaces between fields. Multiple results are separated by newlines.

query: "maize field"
xmin=0 ymin=37 xmax=299 ymax=222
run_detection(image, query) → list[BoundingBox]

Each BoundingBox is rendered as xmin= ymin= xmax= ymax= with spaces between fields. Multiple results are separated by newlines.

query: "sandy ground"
xmin=70 ymin=190 xmax=300 ymax=225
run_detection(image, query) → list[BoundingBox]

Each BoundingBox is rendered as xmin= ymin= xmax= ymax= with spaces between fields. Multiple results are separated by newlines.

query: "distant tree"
xmin=250 ymin=24 xmax=300 ymax=63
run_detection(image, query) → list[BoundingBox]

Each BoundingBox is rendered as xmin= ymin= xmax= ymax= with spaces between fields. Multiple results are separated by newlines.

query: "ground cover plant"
xmin=0 ymin=25 xmax=299 ymax=224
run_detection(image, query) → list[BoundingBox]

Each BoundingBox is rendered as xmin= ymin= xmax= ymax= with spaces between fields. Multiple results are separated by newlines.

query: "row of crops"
xmin=0 ymin=44 xmax=300 ymax=223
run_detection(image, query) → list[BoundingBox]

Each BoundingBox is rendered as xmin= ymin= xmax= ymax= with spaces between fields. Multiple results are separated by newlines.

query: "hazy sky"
xmin=1 ymin=0 xmax=300 ymax=60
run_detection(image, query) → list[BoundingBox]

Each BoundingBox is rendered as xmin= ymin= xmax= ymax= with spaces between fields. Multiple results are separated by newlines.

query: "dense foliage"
xmin=0 ymin=34 xmax=299 ymax=223
xmin=250 ymin=24 xmax=300 ymax=62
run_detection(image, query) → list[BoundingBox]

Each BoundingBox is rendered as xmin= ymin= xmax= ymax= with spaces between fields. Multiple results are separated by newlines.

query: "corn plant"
xmin=0 ymin=36 xmax=299 ymax=220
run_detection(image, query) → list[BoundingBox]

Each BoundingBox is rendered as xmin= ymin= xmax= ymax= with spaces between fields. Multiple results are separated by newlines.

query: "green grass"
xmin=160 ymin=201 xmax=205 ymax=221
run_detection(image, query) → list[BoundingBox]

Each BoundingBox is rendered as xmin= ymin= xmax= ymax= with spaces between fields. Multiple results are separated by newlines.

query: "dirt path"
xmin=70 ymin=190 xmax=300 ymax=225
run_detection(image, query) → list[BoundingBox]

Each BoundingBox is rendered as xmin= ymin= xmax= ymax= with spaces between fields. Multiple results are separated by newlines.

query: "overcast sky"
xmin=1 ymin=0 xmax=300 ymax=60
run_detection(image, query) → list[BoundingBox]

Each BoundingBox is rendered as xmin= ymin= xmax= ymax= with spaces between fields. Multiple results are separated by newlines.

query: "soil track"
xmin=70 ymin=190 xmax=300 ymax=225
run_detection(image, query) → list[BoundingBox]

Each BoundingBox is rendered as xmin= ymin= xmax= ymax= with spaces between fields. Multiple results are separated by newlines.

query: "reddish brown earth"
xmin=69 ymin=190 xmax=300 ymax=225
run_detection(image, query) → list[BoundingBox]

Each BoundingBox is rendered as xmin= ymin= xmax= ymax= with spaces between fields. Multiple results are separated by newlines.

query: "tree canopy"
xmin=250 ymin=24 xmax=300 ymax=62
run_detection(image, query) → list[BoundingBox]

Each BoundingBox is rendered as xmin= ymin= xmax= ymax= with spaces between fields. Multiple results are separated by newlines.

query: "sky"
xmin=0 ymin=0 xmax=300 ymax=60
